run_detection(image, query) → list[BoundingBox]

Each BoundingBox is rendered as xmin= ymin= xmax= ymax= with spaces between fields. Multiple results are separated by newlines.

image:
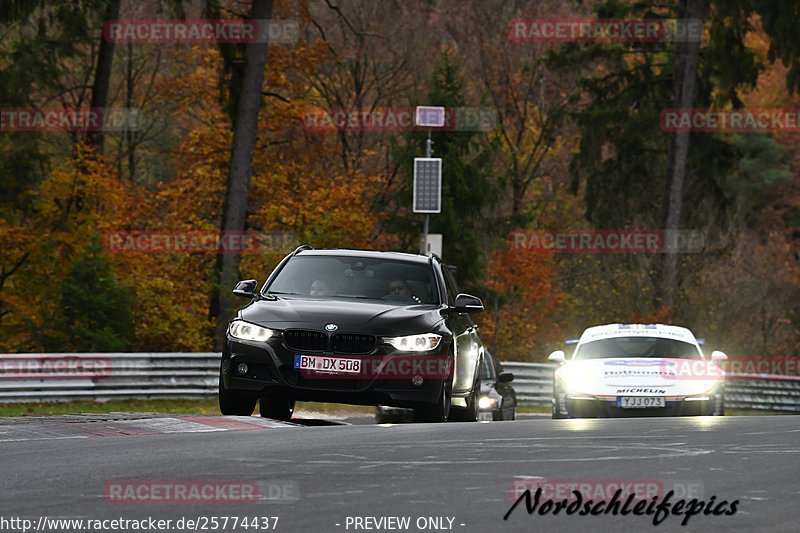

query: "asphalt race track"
xmin=1 ymin=414 xmax=797 ymax=533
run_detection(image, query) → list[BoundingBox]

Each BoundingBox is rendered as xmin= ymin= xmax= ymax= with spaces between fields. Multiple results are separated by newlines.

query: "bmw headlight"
xmin=384 ymin=333 xmax=442 ymax=352
xmin=228 ymin=321 xmax=275 ymax=342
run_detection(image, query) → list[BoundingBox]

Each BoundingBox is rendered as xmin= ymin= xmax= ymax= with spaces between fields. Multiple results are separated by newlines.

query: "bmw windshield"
xmin=574 ymin=337 xmax=702 ymax=360
xmin=265 ymin=255 xmax=440 ymax=305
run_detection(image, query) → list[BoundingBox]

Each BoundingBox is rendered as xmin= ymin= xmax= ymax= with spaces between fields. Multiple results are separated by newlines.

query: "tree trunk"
xmin=204 ymin=0 xmax=247 ymax=122
xmin=211 ymin=0 xmax=274 ymax=347
xmin=125 ymin=42 xmax=135 ymax=180
xmin=87 ymin=0 xmax=120 ymax=152
xmin=661 ymin=0 xmax=706 ymax=308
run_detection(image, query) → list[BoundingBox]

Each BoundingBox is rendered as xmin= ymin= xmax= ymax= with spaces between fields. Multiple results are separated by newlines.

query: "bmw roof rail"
xmin=290 ymin=244 xmax=313 ymax=256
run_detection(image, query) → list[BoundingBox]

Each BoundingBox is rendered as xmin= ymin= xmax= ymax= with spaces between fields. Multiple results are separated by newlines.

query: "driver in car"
xmin=387 ymin=279 xmax=421 ymax=303
xmin=309 ymin=277 xmax=335 ymax=296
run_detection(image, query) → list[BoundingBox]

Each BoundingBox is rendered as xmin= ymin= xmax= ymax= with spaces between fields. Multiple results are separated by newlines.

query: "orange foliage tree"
xmin=479 ymin=247 xmax=562 ymax=360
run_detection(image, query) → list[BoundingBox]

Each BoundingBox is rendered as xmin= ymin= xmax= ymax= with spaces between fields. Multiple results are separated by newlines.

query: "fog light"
xmin=237 ymin=363 xmax=249 ymax=375
xmin=411 ymin=375 xmax=424 ymax=386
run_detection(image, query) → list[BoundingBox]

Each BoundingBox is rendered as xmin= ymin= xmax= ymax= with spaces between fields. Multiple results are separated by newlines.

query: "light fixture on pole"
xmin=413 ymin=106 xmax=446 ymax=255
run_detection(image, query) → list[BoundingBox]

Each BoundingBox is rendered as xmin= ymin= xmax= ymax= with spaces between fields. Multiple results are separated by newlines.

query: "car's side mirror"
xmin=233 ymin=279 xmax=258 ymax=299
xmin=498 ymin=372 xmax=514 ymax=383
xmin=451 ymin=293 xmax=484 ymax=314
xmin=710 ymin=350 xmax=728 ymax=362
xmin=548 ymin=350 xmax=566 ymax=364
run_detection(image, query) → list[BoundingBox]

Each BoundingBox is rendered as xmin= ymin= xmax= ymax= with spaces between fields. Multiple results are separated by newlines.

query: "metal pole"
xmin=421 ymin=214 xmax=429 ymax=254
xmin=421 ymin=129 xmax=432 ymax=255
xmin=426 ymin=129 xmax=432 ymax=158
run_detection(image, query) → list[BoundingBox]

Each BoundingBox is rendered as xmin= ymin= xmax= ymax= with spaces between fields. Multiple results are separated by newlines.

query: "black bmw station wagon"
xmin=219 ymin=246 xmax=486 ymax=422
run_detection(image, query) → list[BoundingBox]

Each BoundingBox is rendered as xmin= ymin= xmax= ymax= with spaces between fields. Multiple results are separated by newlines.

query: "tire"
xmin=507 ymin=407 xmax=517 ymax=421
xmin=374 ymin=407 xmax=404 ymax=424
xmin=449 ymin=386 xmax=479 ymax=422
xmin=374 ymin=412 xmax=400 ymax=424
xmin=552 ymin=397 xmax=566 ymax=419
xmin=259 ymin=392 xmax=295 ymax=421
xmin=552 ymin=383 xmax=569 ymax=419
xmin=413 ymin=384 xmax=451 ymax=423
xmin=218 ymin=371 xmax=258 ymax=416
xmin=714 ymin=393 xmax=725 ymax=416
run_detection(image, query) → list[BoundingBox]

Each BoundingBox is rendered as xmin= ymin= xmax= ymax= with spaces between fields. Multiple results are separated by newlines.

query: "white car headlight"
xmin=694 ymin=380 xmax=723 ymax=396
xmin=478 ymin=396 xmax=497 ymax=410
xmin=384 ymin=333 xmax=442 ymax=352
xmin=555 ymin=364 xmax=594 ymax=395
xmin=229 ymin=321 xmax=275 ymax=342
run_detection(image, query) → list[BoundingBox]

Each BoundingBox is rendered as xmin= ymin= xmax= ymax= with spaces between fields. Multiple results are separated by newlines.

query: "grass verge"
xmin=0 ymin=399 xmax=375 ymax=418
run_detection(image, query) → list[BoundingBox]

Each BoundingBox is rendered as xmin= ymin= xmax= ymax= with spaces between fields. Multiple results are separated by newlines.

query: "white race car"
xmin=549 ymin=324 xmax=727 ymax=418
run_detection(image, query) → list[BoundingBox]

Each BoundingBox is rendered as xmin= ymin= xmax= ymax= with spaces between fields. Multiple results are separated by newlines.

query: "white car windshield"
xmin=574 ymin=337 xmax=702 ymax=360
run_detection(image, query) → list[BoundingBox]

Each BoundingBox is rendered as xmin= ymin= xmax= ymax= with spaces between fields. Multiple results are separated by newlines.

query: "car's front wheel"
xmin=552 ymin=397 xmax=567 ymax=419
xmin=218 ymin=371 xmax=258 ymax=416
xmin=413 ymin=384 xmax=451 ymax=423
xmin=713 ymin=392 xmax=725 ymax=416
xmin=259 ymin=392 xmax=295 ymax=421
xmin=449 ymin=385 xmax=479 ymax=422
xmin=374 ymin=408 xmax=403 ymax=424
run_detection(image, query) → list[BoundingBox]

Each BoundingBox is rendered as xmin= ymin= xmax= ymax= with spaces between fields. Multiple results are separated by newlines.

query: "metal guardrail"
xmin=500 ymin=362 xmax=555 ymax=407
xmin=501 ymin=361 xmax=800 ymax=413
xmin=0 ymin=353 xmax=219 ymax=402
xmin=0 ymin=354 xmax=798 ymax=412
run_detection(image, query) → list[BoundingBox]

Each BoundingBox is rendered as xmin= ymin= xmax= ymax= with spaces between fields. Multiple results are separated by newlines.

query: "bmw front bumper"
xmin=222 ymin=336 xmax=452 ymax=408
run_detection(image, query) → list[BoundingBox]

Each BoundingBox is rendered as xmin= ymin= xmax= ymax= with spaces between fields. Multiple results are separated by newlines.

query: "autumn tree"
xmin=481 ymin=247 xmax=561 ymax=358
xmin=210 ymin=0 xmax=275 ymax=346
xmin=442 ymin=0 xmax=577 ymax=220
xmin=41 ymin=241 xmax=133 ymax=352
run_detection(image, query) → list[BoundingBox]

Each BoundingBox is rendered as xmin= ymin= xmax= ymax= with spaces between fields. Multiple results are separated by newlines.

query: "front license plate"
xmin=294 ymin=354 xmax=361 ymax=374
xmin=617 ymin=396 xmax=666 ymax=408
xmin=479 ymin=412 xmax=493 ymax=421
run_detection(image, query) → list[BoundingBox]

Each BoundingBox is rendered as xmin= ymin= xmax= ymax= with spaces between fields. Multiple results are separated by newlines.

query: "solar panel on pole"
xmin=413 ymin=157 xmax=442 ymax=213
